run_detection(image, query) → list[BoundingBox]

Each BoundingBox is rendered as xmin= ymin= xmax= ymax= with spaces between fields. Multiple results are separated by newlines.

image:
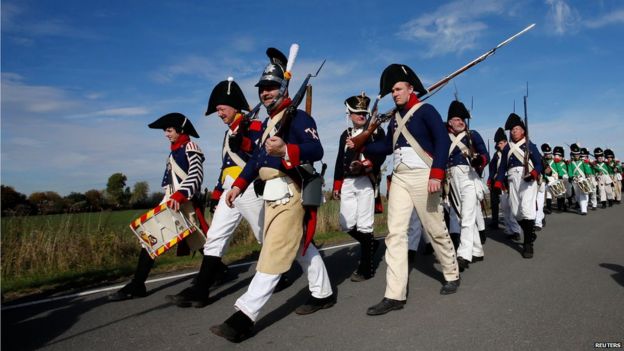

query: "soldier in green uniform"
xmin=567 ymin=144 xmax=593 ymax=215
xmin=551 ymin=146 xmax=569 ymax=212
xmin=593 ymin=147 xmax=614 ymax=208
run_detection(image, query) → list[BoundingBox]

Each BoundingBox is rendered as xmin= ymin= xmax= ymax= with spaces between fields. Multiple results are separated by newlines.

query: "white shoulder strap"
xmin=392 ymin=103 xmax=433 ymax=168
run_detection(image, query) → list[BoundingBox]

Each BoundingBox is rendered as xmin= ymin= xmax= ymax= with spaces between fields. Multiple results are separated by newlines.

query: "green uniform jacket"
xmin=568 ymin=159 xmax=592 ymax=177
xmin=551 ymin=160 xmax=568 ymax=177
xmin=594 ymin=162 xmax=613 ymax=175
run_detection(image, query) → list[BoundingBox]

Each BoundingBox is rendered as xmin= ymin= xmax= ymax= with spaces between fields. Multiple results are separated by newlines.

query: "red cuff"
xmin=210 ymin=188 xmax=223 ymax=200
xmin=429 ymin=168 xmax=445 ymax=180
xmin=249 ymin=120 xmax=262 ymax=132
xmin=480 ymin=155 xmax=487 ymax=168
xmin=494 ymin=181 xmax=503 ymax=190
xmin=232 ymin=178 xmax=249 ymax=192
xmin=530 ymin=169 xmax=539 ymax=181
xmin=241 ymin=137 xmax=253 ymax=153
xmin=281 ymin=144 xmax=301 ymax=169
xmin=170 ymin=191 xmax=188 ymax=203
xmin=333 ymin=179 xmax=343 ymax=192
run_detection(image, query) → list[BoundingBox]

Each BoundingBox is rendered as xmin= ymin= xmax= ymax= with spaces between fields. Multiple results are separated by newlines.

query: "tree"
xmin=1 ymin=185 xmax=30 ymax=216
xmin=130 ymin=181 xmax=149 ymax=208
xmin=146 ymin=191 xmax=165 ymax=208
xmin=85 ymin=189 xmax=104 ymax=211
xmin=28 ymin=191 xmax=64 ymax=214
xmin=106 ymin=173 xmax=128 ymax=208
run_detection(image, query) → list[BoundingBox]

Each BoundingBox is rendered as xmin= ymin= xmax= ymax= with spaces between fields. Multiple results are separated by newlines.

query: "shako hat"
xmin=206 ymin=77 xmax=250 ymax=116
xmin=379 ymin=64 xmax=427 ymax=98
xmin=447 ymin=100 xmax=471 ymax=121
xmin=604 ymin=148 xmax=615 ymax=158
xmin=541 ymin=143 xmax=552 ymax=153
xmin=580 ymin=147 xmax=589 ymax=156
xmin=345 ymin=92 xmax=371 ymax=114
xmin=255 ymin=47 xmax=288 ymax=87
xmin=553 ymin=146 xmax=565 ymax=157
xmin=570 ymin=143 xmax=581 ymax=155
xmin=148 ymin=112 xmax=199 ymax=138
xmin=504 ymin=113 xmax=525 ymax=130
xmin=494 ymin=127 xmax=507 ymax=143
xmin=594 ymin=147 xmax=604 ymax=157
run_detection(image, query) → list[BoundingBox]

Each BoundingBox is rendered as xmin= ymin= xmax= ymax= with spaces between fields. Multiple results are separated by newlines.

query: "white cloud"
xmin=1 ymin=73 xmax=81 ymax=113
xmin=545 ymin=0 xmax=581 ymax=35
xmin=584 ymin=9 xmax=624 ymax=28
xmin=398 ymin=0 xmax=509 ymax=57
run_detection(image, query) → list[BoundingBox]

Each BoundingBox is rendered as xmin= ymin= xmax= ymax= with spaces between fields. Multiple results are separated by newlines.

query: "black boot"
xmin=545 ymin=199 xmax=552 ymax=214
xmin=520 ymin=220 xmax=535 ymax=259
xmin=450 ymin=233 xmax=461 ymax=250
xmin=601 ymin=201 xmax=607 ymax=209
xmin=479 ymin=231 xmax=487 ymax=245
xmin=349 ymin=231 xmax=379 ymax=282
xmin=109 ymin=249 xmax=153 ymax=301
xmin=557 ymin=198 xmax=564 ymax=212
xmin=210 ymin=311 xmax=254 ymax=343
xmin=457 ymin=257 xmax=470 ymax=272
xmin=166 ymin=255 xmax=222 ymax=308
xmin=608 ymin=199 xmax=613 ymax=207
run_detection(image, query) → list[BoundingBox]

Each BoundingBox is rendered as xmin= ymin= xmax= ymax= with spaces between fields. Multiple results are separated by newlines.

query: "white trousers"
xmin=589 ymin=177 xmax=598 ymax=208
xmin=501 ymin=192 xmax=521 ymax=234
xmin=234 ymin=242 xmax=332 ymax=322
xmin=535 ymin=182 xmax=546 ymax=228
xmin=339 ymin=176 xmax=374 ymax=233
xmin=507 ymin=167 xmax=538 ymax=221
xmin=203 ymin=185 xmax=264 ymax=257
xmin=407 ymin=210 xmax=428 ymax=251
xmin=597 ymin=175 xmax=614 ymax=202
xmin=449 ymin=166 xmax=483 ymax=261
xmin=573 ymin=182 xmax=589 ymax=214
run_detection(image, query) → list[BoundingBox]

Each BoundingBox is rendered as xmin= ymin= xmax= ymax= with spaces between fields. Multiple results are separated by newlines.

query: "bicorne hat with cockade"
xmin=206 ymin=77 xmax=250 ymax=116
xmin=570 ymin=143 xmax=581 ymax=155
xmin=504 ymin=113 xmax=525 ymax=131
xmin=594 ymin=147 xmax=604 ymax=157
xmin=541 ymin=143 xmax=552 ymax=154
xmin=494 ymin=127 xmax=507 ymax=143
xmin=553 ymin=146 xmax=565 ymax=158
xmin=255 ymin=47 xmax=288 ymax=88
xmin=345 ymin=93 xmax=371 ymax=114
xmin=379 ymin=64 xmax=427 ymax=98
xmin=148 ymin=112 xmax=199 ymax=138
xmin=447 ymin=100 xmax=470 ymax=121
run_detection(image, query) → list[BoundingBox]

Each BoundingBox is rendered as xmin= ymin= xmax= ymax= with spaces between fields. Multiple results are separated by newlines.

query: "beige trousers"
xmin=385 ymin=166 xmax=459 ymax=300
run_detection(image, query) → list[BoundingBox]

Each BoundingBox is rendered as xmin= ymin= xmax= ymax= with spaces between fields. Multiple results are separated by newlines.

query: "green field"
xmin=1 ymin=199 xmax=388 ymax=300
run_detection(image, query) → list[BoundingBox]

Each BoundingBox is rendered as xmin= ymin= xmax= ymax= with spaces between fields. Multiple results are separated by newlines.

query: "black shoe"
xmin=366 ymin=298 xmax=406 ymax=316
xmin=544 ymin=207 xmax=552 ymax=215
xmin=350 ymin=271 xmax=370 ymax=282
xmin=108 ymin=281 xmax=147 ymax=301
xmin=508 ymin=233 xmax=521 ymax=241
xmin=166 ymin=286 xmax=210 ymax=308
xmin=472 ymin=256 xmax=484 ymax=262
xmin=522 ymin=244 xmax=534 ymax=259
xmin=602 ymin=202 xmax=607 ymax=209
xmin=581 ymin=212 xmax=587 ymax=216
xmin=295 ymin=294 xmax=336 ymax=315
xmin=592 ymin=206 xmax=597 ymax=211
xmin=440 ymin=279 xmax=460 ymax=295
xmin=488 ymin=222 xmax=499 ymax=229
xmin=534 ymin=226 xmax=542 ymax=232
xmin=457 ymin=257 xmax=470 ymax=272
xmin=210 ymin=311 xmax=254 ymax=343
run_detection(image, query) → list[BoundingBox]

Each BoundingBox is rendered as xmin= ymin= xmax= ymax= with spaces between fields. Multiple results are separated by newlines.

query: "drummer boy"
xmin=109 ymin=112 xmax=208 ymax=301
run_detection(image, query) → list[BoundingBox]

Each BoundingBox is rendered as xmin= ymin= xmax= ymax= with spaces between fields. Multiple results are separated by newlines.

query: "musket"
xmin=351 ymin=23 xmax=536 ymax=150
xmin=523 ymin=82 xmax=530 ymax=177
xmin=305 ymin=85 xmax=313 ymax=115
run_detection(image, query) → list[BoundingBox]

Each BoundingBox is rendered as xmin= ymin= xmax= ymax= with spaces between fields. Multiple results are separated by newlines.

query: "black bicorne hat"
xmin=148 ymin=112 xmax=199 ymax=138
xmin=447 ymin=100 xmax=470 ymax=121
xmin=553 ymin=146 xmax=564 ymax=157
xmin=494 ymin=127 xmax=507 ymax=143
xmin=541 ymin=143 xmax=552 ymax=153
xmin=345 ymin=93 xmax=371 ymax=114
xmin=594 ymin=147 xmax=604 ymax=157
xmin=255 ymin=47 xmax=288 ymax=87
xmin=504 ymin=113 xmax=525 ymax=131
xmin=206 ymin=77 xmax=250 ymax=116
xmin=570 ymin=143 xmax=580 ymax=155
xmin=604 ymin=148 xmax=615 ymax=158
xmin=379 ymin=64 xmax=427 ymax=98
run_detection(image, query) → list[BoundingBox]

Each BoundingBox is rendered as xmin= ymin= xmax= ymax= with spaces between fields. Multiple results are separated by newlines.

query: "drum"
xmin=129 ymin=202 xmax=205 ymax=259
xmin=548 ymin=179 xmax=567 ymax=198
xmin=574 ymin=177 xmax=593 ymax=194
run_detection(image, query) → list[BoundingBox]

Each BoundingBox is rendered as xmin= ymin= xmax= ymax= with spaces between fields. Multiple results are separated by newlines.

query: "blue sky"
xmin=2 ymin=0 xmax=623 ymax=196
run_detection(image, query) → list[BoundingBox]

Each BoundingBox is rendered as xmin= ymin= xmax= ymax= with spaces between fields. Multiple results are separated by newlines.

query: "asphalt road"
xmin=2 ymin=205 xmax=623 ymax=351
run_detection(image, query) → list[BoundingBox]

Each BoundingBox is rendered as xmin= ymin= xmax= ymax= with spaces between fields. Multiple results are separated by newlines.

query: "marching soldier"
xmin=534 ymin=144 xmax=551 ymax=231
xmin=489 ymin=128 xmax=521 ymax=240
xmin=445 ymin=100 xmax=489 ymax=271
xmin=493 ymin=113 xmax=542 ymax=259
xmin=357 ymin=64 xmax=460 ymax=316
xmin=333 ymin=93 xmax=386 ymax=281
xmin=581 ymin=147 xmax=598 ymax=210
xmin=210 ymin=47 xmax=334 ymax=342
xmin=567 ymin=144 xmax=592 ymax=215
xmin=552 ymin=146 xmax=571 ymax=211
xmin=593 ymin=147 xmax=614 ymax=208
xmin=540 ymin=143 xmax=555 ymax=215
xmin=109 ymin=113 xmax=208 ymax=301
xmin=605 ymin=149 xmax=622 ymax=203
xmin=166 ymin=78 xmax=266 ymax=307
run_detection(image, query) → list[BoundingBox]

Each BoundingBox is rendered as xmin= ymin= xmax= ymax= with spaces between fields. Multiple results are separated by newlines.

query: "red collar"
xmin=400 ymin=93 xmax=420 ymax=113
xmin=229 ymin=113 xmax=243 ymax=131
xmin=171 ymin=134 xmax=190 ymax=151
xmin=270 ymin=97 xmax=292 ymax=117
